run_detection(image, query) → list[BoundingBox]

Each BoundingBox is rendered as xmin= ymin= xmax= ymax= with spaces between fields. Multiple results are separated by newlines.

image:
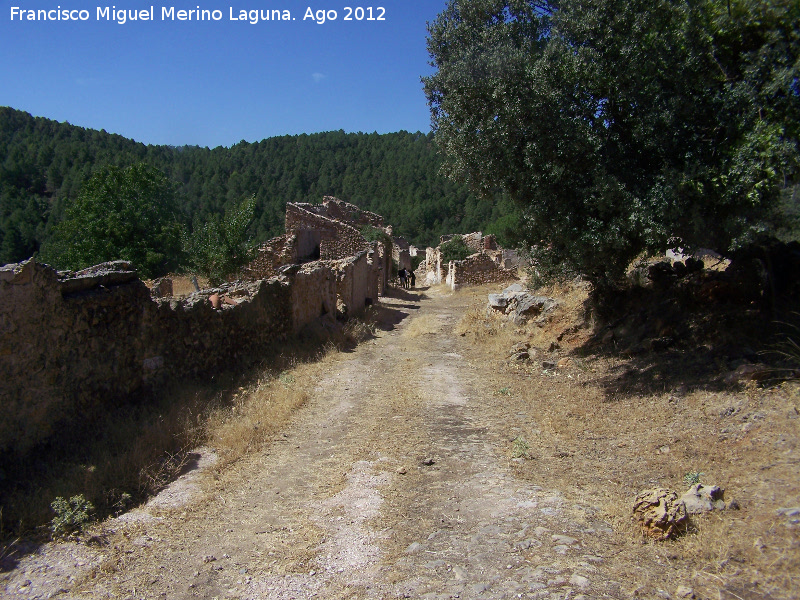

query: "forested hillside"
xmin=0 ymin=107 xmax=520 ymax=266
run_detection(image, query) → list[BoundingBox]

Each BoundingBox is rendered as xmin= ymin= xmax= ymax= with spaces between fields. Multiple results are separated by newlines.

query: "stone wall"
xmin=419 ymin=233 xmax=522 ymax=288
xmin=327 ymin=249 xmax=377 ymax=319
xmin=371 ymin=239 xmax=391 ymax=296
xmin=1 ymin=197 xmax=401 ymax=456
xmin=240 ymin=233 xmax=301 ymax=280
xmin=0 ymin=258 xmax=347 ymax=456
xmin=320 ymin=196 xmax=384 ymax=228
xmin=285 ymin=262 xmax=337 ymax=331
xmin=393 ymin=236 xmax=412 ymax=271
xmin=285 ymin=203 xmax=371 ymax=261
xmin=446 ymin=253 xmax=518 ymax=290
xmin=419 ymin=246 xmax=443 ymax=285
xmin=440 ymin=232 xmax=485 ymax=252
xmin=245 ymin=197 xmax=391 ymax=283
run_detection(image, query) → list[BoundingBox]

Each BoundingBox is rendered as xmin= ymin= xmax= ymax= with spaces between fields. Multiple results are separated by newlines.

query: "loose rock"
xmin=633 ymin=488 xmax=688 ymax=540
xmin=679 ymin=484 xmax=726 ymax=514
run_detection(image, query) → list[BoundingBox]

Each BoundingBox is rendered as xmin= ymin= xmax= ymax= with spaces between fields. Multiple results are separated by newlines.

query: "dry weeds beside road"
xmin=3 ymin=284 xmax=799 ymax=599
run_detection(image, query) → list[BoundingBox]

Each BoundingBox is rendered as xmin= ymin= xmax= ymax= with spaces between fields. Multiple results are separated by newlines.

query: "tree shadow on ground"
xmin=385 ymin=285 xmax=428 ymax=303
xmin=369 ymin=300 xmax=419 ymax=332
xmin=574 ymin=263 xmax=800 ymax=401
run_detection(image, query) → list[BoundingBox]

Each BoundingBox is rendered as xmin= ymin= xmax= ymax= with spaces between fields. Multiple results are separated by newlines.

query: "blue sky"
xmin=1 ymin=0 xmax=446 ymax=147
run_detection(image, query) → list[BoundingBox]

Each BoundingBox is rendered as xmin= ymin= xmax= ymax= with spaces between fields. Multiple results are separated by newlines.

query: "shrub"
xmin=50 ymin=494 xmax=94 ymax=539
xmin=511 ymin=437 xmax=531 ymax=459
xmin=440 ymin=235 xmax=473 ymax=263
xmin=360 ymin=225 xmax=392 ymax=248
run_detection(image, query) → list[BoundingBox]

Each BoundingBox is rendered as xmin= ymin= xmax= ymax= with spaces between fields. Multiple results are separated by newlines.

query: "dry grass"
xmin=200 ymin=310 xmax=383 ymax=470
xmin=0 ymin=381 xmax=222 ymax=540
xmin=0 ymin=312 xmax=376 ymax=544
xmin=454 ymin=280 xmax=800 ymax=599
xmin=404 ymin=314 xmax=443 ymax=338
xmin=205 ymin=363 xmax=317 ymax=469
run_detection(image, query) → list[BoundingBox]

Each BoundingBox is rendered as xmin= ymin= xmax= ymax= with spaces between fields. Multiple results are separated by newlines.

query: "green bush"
xmin=183 ymin=195 xmax=257 ymax=285
xmin=425 ymin=0 xmax=800 ymax=288
xmin=360 ymin=225 xmax=392 ymax=248
xmin=50 ymin=494 xmax=94 ymax=539
xmin=440 ymin=235 xmax=473 ymax=263
xmin=40 ymin=163 xmax=182 ymax=278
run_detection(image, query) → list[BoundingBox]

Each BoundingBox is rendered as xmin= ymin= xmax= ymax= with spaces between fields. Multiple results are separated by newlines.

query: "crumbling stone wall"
xmin=440 ymin=232 xmax=485 ymax=252
xmin=328 ymin=249 xmax=377 ymax=319
xmin=1 ymin=260 xmax=152 ymax=455
xmin=393 ymin=236 xmax=412 ymax=271
xmin=500 ymin=249 xmax=524 ymax=270
xmin=284 ymin=262 xmax=337 ymax=331
xmin=1 ymin=197 xmax=401 ymax=455
xmin=370 ymin=240 xmax=391 ymax=296
xmin=320 ymin=196 xmax=384 ymax=228
xmin=419 ymin=246 xmax=443 ymax=285
xmin=446 ymin=253 xmax=518 ymax=290
xmin=285 ymin=203 xmax=371 ymax=261
xmin=0 ymin=258 xmax=343 ymax=456
xmin=240 ymin=233 xmax=301 ymax=280
xmin=420 ymin=233 xmax=521 ymax=288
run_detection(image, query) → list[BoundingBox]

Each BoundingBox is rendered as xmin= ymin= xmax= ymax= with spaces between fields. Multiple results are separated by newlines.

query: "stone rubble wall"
xmin=420 ymin=234 xmax=522 ymax=289
xmin=446 ymin=253 xmax=518 ymax=290
xmin=285 ymin=203 xmax=371 ymax=261
xmin=320 ymin=196 xmax=384 ymax=228
xmin=500 ymin=249 xmax=525 ymax=270
xmin=285 ymin=262 xmax=338 ymax=331
xmin=419 ymin=247 xmax=443 ymax=285
xmin=1 ymin=197 xmax=401 ymax=456
xmin=240 ymin=233 xmax=300 ymax=280
xmin=0 ymin=257 xmax=352 ymax=456
xmin=440 ymin=232 xmax=485 ymax=252
xmin=393 ymin=243 xmax=412 ymax=272
xmin=372 ymin=239 xmax=391 ymax=297
xmin=462 ymin=232 xmax=485 ymax=252
xmin=249 ymin=197 xmax=391 ymax=295
xmin=327 ymin=249 xmax=378 ymax=319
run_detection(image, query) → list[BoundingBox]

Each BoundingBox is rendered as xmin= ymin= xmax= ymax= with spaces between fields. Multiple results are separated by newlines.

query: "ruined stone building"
xmin=241 ymin=196 xmax=392 ymax=297
xmin=418 ymin=231 xmax=522 ymax=290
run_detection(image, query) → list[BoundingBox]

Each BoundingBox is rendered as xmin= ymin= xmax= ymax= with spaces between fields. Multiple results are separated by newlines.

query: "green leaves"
xmin=425 ymin=0 xmax=800 ymax=286
xmin=40 ymin=163 xmax=182 ymax=278
xmin=182 ymin=195 xmax=257 ymax=286
xmin=50 ymin=494 xmax=94 ymax=539
xmin=440 ymin=235 xmax=474 ymax=263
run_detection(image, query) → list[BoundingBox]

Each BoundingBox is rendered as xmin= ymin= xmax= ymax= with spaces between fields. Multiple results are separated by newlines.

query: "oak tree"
xmin=424 ymin=0 xmax=800 ymax=286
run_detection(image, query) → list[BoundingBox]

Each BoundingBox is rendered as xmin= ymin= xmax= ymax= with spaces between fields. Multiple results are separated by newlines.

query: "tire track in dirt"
xmin=373 ymin=294 xmax=621 ymax=600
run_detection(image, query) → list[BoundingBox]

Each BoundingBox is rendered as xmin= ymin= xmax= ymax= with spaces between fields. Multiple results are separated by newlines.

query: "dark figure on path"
xmin=398 ymin=268 xmax=407 ymax=289
xmin=410 ymin=271 xmax=416 ymax=288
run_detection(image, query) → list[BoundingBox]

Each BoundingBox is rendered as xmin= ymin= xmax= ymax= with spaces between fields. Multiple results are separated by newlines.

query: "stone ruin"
xmin=417 ymin=232 xmax=522 ymax=290
xmin=0 ymin=196 xmax=395 ymax=456
xmin=241 ymin=196 xmax=392 ymax=297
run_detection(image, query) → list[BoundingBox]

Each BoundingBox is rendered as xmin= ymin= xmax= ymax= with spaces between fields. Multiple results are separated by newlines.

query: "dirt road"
xmin=6 ymin=280 xmax=800 ymax=600
xmin=4 ymin=286 xmax=623 ymax=599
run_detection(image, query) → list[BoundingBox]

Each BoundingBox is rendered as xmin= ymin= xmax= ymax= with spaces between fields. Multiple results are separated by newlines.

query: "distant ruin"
xmin=241 ymin=196 xmax=391 ymax=300
xmin=416 ymin=232 xmax=522 ymax=290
